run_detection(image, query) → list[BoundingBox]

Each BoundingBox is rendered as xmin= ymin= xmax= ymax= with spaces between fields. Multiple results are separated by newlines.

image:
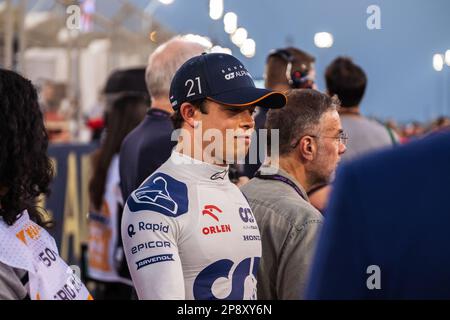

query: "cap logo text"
xmin=225 ymin=72 xmax=235 ymax=80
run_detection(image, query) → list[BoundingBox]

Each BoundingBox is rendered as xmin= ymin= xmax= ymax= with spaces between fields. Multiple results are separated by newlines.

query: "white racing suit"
xmin=121 ymin=151 xmax=261 ymax=299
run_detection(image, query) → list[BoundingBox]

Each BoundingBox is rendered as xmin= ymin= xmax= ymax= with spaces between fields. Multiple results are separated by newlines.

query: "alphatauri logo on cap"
xmin=221 ymin=65 xmax=251 ymax=81
xmin=225 ymin=72 xmax=235 ymax=80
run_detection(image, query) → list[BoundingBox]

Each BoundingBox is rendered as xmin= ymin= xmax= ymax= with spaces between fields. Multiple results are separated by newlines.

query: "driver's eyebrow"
xmin=223 ymin=106 xmax=242 ymax=111
xmin=223 ymin=105 xmax=255 ymax=112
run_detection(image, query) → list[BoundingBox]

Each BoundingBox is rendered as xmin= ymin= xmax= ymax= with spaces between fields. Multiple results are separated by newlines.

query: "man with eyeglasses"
xmin=241 ymin=89 xmax=346 ymax=300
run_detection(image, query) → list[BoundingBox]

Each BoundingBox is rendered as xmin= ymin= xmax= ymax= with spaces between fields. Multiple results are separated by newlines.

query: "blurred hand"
xmin=235 ymin=176 xmax=250 ymax=188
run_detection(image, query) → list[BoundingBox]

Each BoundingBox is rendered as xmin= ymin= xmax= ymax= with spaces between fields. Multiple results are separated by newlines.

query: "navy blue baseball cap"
xmin=169 ymin=53 xmax=287 ymax=111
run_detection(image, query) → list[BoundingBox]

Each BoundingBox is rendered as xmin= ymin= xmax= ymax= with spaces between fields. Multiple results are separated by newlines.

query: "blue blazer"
xmin=306 ymin=131 xmax=450 ymax=299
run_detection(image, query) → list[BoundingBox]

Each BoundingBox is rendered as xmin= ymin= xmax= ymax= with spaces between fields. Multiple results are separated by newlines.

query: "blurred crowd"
xmin=36 ymin=62 xmax=450 ymax=146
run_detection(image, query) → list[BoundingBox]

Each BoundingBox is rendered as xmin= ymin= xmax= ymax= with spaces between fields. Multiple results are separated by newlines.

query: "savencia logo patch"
xmin=127 ymin=173 xmax=188 ymax=217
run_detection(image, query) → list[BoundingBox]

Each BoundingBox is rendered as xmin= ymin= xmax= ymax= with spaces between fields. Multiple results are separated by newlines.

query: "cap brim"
xmin=208 ymin=87 xmax=287 ymax=109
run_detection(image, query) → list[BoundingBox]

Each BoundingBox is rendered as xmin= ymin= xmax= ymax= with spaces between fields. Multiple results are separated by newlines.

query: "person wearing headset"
xmin=243 ymin=47 xmax=317 ymax=180
xmin=266 ymin=48 xmax=317 ymax=92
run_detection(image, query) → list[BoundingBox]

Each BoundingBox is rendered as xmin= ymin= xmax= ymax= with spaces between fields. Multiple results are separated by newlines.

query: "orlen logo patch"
xmin=201 ymin=205 xmax=231 ymax=235
xmin=202 ymin=205 xmax=222 ymax=221
xmin=16 ymin=223 xmax=41 ymax=245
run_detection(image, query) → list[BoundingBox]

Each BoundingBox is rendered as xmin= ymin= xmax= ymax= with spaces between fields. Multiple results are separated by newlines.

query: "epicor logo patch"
xmin=131 ymin=241 xmax=171 ymax=254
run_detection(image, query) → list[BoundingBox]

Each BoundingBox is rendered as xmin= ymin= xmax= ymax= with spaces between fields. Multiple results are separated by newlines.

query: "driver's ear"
xmin=180 ymin=102 xmax=199 ymax=128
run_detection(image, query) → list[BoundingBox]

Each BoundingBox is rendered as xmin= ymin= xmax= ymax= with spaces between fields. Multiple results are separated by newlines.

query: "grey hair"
xmin=145 ymin=36 xmax=207 ymax=99
xmin=266 ymin=89 xmax=340 ymax=156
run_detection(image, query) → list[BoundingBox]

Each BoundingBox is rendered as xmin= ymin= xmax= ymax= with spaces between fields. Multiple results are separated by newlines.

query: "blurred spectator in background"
xmin=241 ymin=89 xmax=345 ymax=299
xmin=119 ymin=36 xmax=206 ymax=202
xmin=39 ymin=80 xmax=72 ymax=143
xmin=430 ymin=116 xmax=450 ymax=134
xmin=39 ymin=80 xmax=56 ymax=113
xmin=382 ymin=117 xmax=450 ymax=144
xmin=325 ymin=57 xmax=397 ymax=161
xmin=85 ymin=89 xmax=107 ymax=142
xmin=87 ymin=68 xmax=148 ymax=300
xmin=243 ymin=47 xmax=316 ymax=179
xmin=402 ymin=121 xmax=426 ymax=142
xmin=385 ymin=119 xmax=407 ymax=143
xmin=86 ymin=116 xmax=105 ymax=142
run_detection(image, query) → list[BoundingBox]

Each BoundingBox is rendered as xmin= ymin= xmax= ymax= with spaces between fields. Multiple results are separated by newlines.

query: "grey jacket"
xmin=0 ymin=262 xmax=28 ymax=299
xmin=241 ymin=166 xmax=323 ymax=300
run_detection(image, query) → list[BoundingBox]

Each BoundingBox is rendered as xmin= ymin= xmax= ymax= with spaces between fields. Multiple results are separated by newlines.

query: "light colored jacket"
xmin=0 ymin=262 xmax=28 ymax=299
xmin=241 ymin=166 xmax=323 ymax=300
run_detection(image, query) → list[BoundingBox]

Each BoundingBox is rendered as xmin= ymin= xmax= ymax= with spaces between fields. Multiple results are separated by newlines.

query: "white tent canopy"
xmin=1 ymin=0 xmax=174 ymax=138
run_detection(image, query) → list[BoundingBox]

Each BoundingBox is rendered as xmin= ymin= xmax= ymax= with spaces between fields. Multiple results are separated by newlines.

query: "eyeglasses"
xmin=310 ymin=132 xmax=349 ymax=146
xmin=291 ymin=132 xmax=349 ymax=148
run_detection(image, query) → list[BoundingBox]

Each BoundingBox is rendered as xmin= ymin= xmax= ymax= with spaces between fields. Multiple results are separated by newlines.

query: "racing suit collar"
xmin=169 ymin=151 xmax=230 ymax=183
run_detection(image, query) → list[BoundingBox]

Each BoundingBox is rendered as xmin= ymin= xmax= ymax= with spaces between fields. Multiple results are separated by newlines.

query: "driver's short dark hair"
xmin=171 ymin=98 xmax=208 ymax=129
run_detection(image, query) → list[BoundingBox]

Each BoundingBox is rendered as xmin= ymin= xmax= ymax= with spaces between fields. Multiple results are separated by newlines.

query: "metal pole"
xmin=74 ymin=37 xmax=81 ymax=141
xmin=445 ymin=67 xmax=449 ymax=116
xmin=3 ymin=0 xmax=14 ymax=69
xmin=17 ymin=0 xmax=28 ymax=74
xmin=142 ymin=0 xmax=160 ymax=32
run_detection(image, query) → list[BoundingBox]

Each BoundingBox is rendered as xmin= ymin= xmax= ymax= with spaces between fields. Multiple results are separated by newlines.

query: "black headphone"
xmin=267 ymin=49 xmax=313 ymax=89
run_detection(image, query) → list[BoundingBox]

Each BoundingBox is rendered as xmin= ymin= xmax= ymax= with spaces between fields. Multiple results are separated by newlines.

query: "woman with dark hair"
xmin=0 ymin=69 xmax=91 ymax=300
xmin=87 ymin=93 xmax=147 ymax=299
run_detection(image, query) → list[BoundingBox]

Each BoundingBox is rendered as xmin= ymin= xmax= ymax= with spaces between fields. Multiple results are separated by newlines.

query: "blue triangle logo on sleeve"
xmin=127 ymin=173 xmax=188 ymax=217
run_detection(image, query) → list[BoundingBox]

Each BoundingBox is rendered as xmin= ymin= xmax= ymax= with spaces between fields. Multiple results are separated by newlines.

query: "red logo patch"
xmin=202 ymin=205 xmax=222 ymax=222
xmin=201 ymin=205 xmax=231 ymax=236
